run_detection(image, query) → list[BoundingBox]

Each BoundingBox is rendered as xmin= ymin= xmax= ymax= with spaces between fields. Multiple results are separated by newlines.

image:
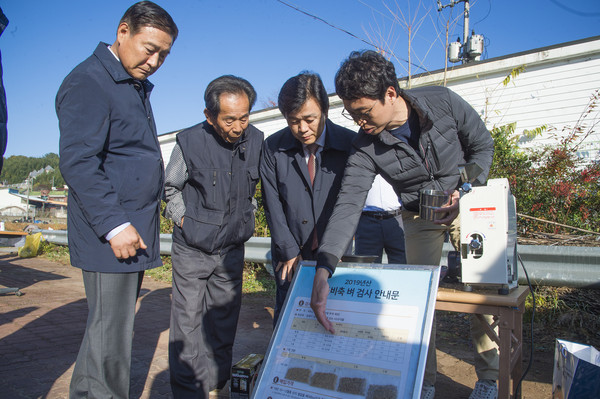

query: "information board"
xmin=252 ymin=262 xmax=440 ymax=399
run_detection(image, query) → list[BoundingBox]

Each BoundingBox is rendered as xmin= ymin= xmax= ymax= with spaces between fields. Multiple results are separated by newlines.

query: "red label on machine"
xmin=469 ymin=207 xmax=496 ymax=220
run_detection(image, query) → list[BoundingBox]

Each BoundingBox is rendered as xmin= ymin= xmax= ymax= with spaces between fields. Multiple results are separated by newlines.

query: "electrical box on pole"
xmin=468 ymin=33 xmax=484 ymax=60
xmin=437 ymin=0 xmax=485 ymax=64
xmin=448 ymin=40 xmax=461 ymax=63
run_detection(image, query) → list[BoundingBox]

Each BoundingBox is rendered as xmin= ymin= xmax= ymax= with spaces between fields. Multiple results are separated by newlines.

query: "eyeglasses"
xmin=341 ymin=101 xmax=377 ymax=123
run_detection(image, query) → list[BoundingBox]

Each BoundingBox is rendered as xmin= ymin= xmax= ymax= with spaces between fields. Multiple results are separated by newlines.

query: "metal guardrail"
xmin=38 ymin=230 xmax=599 ymax=289
xmin=442 ymin=243 xmax=599 ymax=289
xmin=38 ymin=229 xmax=68 ymax=245
xmin=39 ymin=229 xmax=176 ymax=257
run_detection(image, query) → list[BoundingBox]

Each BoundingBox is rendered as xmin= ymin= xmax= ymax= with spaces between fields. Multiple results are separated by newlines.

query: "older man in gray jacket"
xmin=311 ymin=50 xmax=497 ymax=399
xmin=165 ymin=75 xmax=263 ymax=398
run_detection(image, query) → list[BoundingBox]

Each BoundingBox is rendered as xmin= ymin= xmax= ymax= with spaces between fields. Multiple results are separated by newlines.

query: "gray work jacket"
xmin=167 ymin=121 xmax=263 ymax=255
xmin=317 ymin=86 xmax=494 ymax=273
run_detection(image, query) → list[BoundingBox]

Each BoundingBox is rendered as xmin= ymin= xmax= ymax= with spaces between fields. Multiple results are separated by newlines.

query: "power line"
xmin=549 ymin=0 xmax=600 ymax=17
xmin=276 ymin=0 xmax=374 ymax=48
xmin=472 ymin=0 xmax=492 ymax=26
xmin=275 ymin=0 xmax=428 ymax=72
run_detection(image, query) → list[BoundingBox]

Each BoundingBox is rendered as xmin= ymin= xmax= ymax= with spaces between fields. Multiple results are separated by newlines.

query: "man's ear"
xmin=204 ymin=108 xmax=214 ymax=126
xmin=386 ymin=86 xmax=398 ymax=101
xmin=116 ymin=22 xmax=130 ymax=42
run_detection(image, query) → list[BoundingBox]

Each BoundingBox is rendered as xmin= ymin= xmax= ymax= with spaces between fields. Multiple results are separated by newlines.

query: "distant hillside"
xmin=1 ymin=153 xmax=64 ymax=189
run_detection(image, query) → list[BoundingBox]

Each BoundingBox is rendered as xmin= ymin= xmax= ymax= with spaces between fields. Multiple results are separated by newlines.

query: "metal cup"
xmin=419 ymin=190 xmax=449 ymax=221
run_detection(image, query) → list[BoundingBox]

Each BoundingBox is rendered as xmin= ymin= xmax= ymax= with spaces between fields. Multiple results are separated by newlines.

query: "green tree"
xmin=253 ymin=180 xmax=270 ymax=237
xmin=32 ymin=169 xmax=65 ymax=190
xmin=0 ymin=152 xmax=62 ymax=186
xmin=490 ymin=90 xmax=600 ymax=235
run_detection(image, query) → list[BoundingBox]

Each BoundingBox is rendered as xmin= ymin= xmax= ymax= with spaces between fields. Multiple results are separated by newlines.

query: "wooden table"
xmin=435 ymin=285 xmax=531 ymax=399
xmin=0 ymin=231 xmax=28 ymax=237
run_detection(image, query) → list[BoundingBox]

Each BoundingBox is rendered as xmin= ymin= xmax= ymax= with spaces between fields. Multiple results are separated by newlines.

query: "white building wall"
xmin=158 ymin=36 xmax=600 ymax=165
xmin=158 ymin=132 xmax=178 ymax=165
xmin=0 ymin=189 xmax=27 ymax=216
xmin=406 ymin=37 xmax=600 ymax=160
xmin=447 ymin=57 xmax=600 ymax=148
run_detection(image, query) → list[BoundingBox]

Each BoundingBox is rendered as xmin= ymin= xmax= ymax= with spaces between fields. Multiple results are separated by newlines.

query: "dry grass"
xmin=5 ymin=221 xmax=68 ymax=231
xmin=527 ymin=286 xmax=600 ymax=350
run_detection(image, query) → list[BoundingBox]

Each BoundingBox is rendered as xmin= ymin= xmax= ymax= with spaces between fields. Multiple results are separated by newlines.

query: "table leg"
xmin=512 ymin=308 xmax=523 ymax=399
xmin=498 ymin=307 xmax=518 ymax=399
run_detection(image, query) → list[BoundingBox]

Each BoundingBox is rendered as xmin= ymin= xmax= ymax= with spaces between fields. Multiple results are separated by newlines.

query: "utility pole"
xmin=25 ymin=176 xmax=31 ymax=222
xmin=463 ymin=0 xmax=469 ymax=57
xmin=437 ymin=0 xmax=484 ymax=64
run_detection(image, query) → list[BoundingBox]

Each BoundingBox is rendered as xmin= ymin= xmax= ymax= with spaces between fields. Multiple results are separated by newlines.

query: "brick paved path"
xmin=1 ymin=250 xmax=553 ymax=398
xmin=0 ymin=251 xmax=273 ymax=398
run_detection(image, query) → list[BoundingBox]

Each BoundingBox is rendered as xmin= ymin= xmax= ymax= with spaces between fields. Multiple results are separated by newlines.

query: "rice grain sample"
xmin=310 ymin=372 xmax=338 ymax=390
xmin=337 ymin=377 xmax=367 ymax=395
xmin=366 ymin=384 xmax=398 ymax=399
xmin=285 ymin=367 xmax=311 ymax=383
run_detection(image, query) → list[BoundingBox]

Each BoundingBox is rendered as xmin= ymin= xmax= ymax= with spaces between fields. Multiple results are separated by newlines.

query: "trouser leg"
xmin=471 ymin=314 xmax=500 ymax=380
xmin=403 ymin=211 xmax=454 ymax=386
xmin=354 ymin=214 xmax=385 ymax=263
xmin=423 ymin=314 xmax=437 ymax=386
xmin=402 ymin=211 xmax=448 ymax=266
xmin=204 ymin=245 xmax=244 ymax=389
xmin=274 ymin=247 xmax=318 ymax=327
xmin=273 ymin=279 xmax=290 ymax=328
xmin=169 ymin=242 xmax=213 ymax=399
xmin=447 ymin=218 xmax=499 ymax=381
xmin=70 ymin=270 xmax=143 ymax=399
xmin=382 ymin=214 xmax=407 ymax=264
xmin=169 ymin=243 xmax=244 ymax=398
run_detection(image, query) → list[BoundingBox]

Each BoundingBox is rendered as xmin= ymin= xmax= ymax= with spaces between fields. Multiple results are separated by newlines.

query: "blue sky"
xmin=1 ymin=0 xmax=598 ymax=157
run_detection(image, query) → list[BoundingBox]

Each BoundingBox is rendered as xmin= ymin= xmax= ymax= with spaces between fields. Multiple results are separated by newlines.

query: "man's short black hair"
xmin=120 ymin=1 xmax=179 ymax=42
xmin=204 ymin=75 xmax=257 ymax=116
xmin=278 ymin=72 xmax=329 ymax=117
xmin=335 ymin=50 xmax=401 ymax=102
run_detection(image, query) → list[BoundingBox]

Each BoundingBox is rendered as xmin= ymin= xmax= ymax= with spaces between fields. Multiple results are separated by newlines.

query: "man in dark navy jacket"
xmin=260 ymin=72 xmax=355 ymax=325
xmin=0 ymin=7 xmax=8 ymax=171
xmin=56 ymin=2 xmax=177 ymax=398
xmin=164 ymin=75 xmax=263 ymax=398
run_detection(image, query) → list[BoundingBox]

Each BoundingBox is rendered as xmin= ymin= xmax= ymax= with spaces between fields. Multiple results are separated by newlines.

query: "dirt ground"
xmin=1 ymin=223 xmax=596 ymax=398
xmin=2 ymin=251 xmax=590 ymax=398
xmin=434 ymin=310 xmax=554 ymax=398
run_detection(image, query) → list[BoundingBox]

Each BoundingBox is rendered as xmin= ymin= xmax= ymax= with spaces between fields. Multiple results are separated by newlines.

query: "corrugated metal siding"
xmin=250 ymin=116 xmax=288 ymax=137
xmin=157 ymin=37 xmax=600 ymax=165
xmin=449 ymin=57 xmax=600 ymax=137
xmin=158 ymin=133 xmax=178 ymax=164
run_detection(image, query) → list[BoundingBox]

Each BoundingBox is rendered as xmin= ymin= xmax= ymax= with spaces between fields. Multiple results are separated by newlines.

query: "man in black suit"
xmin=260 ymin=72 xmax=356 ymax=324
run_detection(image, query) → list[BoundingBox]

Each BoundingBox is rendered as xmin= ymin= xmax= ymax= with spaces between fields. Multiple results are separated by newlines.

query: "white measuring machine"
xmin=448 ymin=164 xmax=519 ymax=294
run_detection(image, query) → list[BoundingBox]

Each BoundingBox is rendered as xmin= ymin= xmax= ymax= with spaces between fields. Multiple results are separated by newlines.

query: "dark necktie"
xmin=307 ymin=143 xmax=319 ymax=250
xmin=307 ymin=143 xmax=318 ymax=185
